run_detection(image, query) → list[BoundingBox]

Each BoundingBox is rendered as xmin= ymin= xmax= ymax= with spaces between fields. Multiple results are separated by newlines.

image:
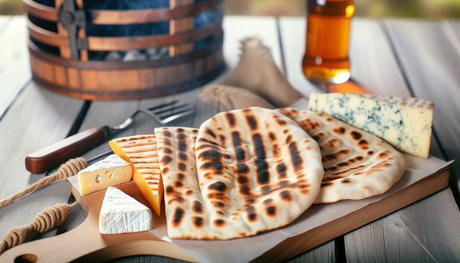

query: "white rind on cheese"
xmin=99 ymin=187 xmax=153 ymax=234
xmin=78 ymin=154 xmax=132 ymax=195
xmin=308 ymin=93 xmax=433 ymax=158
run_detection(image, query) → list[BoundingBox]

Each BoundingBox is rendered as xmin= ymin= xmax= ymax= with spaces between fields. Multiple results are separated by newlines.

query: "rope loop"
xmin=56 ymin=157 xmax=88 ymax=181
xmin=0 ymin=202 xmax=76 ymax=254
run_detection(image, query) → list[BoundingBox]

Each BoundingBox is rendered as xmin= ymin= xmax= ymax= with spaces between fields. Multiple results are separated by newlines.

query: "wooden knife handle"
xmin=25 ymin=127 xmax=109 ymax=174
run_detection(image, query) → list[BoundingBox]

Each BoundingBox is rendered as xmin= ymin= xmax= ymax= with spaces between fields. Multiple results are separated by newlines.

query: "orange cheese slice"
xmin=109 ymin=135 xmax=162 ymax=216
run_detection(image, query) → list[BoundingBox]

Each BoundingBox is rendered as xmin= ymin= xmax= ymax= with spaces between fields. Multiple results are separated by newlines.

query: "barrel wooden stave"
xmin=25 ymin=0 xmax=224 ymax=100
xmin=29 ymin=46 xmax=225 ymax=100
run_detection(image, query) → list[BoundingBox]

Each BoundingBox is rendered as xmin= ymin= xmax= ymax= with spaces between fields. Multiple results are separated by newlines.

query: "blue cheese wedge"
xmin=99 ymin=187 xmax=153 ymax=234
xmin=308 ymin=93 xmax=434 ymax=158
xmin=78 ymin=154 xmax=132 ymax=195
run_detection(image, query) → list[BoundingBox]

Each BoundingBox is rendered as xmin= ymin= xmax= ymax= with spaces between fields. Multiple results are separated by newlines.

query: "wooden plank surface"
xmin=278 ymin=17 xmax=325 ymax=97
xmin=346 ymin=18 xmax=460 ymax=263
xmin=345 ymin=18 xmax=460 ymax=263
xmin=384 ymin=18 xmax=460 ymax=193
xmin=345 ymin=188 xmax=460 ymax=262
xmin=348 ymin=18 xmax=409 ymax=96
xmin=0 ymin=81 xmax=84 ymax=242
xmin=279 ymin=16 xmax=460 ymax=262
xmin=0 ymin=16 xmax=32 ymax=119
xmin=223 ymin=16 xmax=283 ymax=70
xmin=0 ymin=15 xmax=10 ymax=33
xmin=444 ymin=20 xmax=460 ymax=57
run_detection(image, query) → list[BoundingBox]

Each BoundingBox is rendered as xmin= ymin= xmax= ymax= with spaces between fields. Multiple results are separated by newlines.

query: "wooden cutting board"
xmin=0 ymin=166 xmax=450 ymax=263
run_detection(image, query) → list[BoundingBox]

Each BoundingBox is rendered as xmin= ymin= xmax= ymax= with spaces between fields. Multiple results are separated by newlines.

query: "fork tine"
xmin=158 ymin=107 xmax=194 ymax=119
xmin=153 ymin=104 xmax=189 ymax=116
xmin=161 ymin=109 xmax=195 ymax=124
xmin=136 ymin=103 xmax=195 ymax=124
xmin=147 ymin=100 xmax=179 ymax=111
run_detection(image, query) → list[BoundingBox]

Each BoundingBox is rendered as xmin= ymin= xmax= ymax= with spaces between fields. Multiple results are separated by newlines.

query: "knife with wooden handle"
xmin=25 ymin=127 xmax=109 ymax=174
xmin=24 ymin=101 xmax=195 ymax=174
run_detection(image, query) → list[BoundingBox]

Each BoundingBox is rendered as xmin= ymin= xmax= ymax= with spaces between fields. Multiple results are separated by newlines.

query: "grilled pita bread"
xmin=156 ymin=107 xmax=324 ymax=240
xmin=276 ymin=108 xmax=407 ymax=204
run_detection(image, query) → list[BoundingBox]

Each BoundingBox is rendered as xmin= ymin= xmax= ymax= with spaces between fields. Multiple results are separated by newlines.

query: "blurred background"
xmin=1 ymin=0 xmax=460 ymax=19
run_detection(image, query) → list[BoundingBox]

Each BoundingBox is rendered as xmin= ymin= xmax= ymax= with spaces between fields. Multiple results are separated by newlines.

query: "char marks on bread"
xmin=156 ymin=107 xmax=324 ymax=240
xmin=276 ymin=108 xmax=407 ymax=204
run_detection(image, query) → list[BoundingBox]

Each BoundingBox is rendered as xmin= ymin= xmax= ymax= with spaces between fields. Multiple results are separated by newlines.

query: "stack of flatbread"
xmin=151 ymin=107 xmax=406 ymax=240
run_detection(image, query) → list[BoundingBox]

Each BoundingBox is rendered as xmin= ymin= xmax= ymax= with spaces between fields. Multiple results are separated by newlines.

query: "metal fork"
xmin=110 ymin=100 xmax=194 ymax=134
xmin=25 ymin=100 xmax=195 ymax=174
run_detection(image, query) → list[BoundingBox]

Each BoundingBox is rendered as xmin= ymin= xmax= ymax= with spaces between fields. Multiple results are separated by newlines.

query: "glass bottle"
xmin=302 ymin=0 xmax=354 ymax=84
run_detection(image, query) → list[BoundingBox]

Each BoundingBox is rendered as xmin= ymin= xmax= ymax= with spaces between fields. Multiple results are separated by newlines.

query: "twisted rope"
xmin=0 ymin=158 xmax=88 ymax=207
xmin=0 ymin=202 xmax=77 ymax=254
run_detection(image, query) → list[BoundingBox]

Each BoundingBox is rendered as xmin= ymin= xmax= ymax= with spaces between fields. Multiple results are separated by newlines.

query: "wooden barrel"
xmin=23 ymin=0 xmax=225 ymax=100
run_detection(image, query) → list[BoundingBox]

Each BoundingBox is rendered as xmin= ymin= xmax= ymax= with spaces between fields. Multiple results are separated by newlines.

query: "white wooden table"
xmin=1 ymin=15 xmax=460 ymax=262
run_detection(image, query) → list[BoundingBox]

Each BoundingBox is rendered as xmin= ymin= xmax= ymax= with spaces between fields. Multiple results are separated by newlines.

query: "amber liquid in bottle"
xmin=302 ymin=0 xmax=354 ymax=84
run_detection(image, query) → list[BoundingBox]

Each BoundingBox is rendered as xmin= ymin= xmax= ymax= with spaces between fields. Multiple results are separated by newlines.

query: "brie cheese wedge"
xmin=99 ymin=187 xmax=153 ymax=234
